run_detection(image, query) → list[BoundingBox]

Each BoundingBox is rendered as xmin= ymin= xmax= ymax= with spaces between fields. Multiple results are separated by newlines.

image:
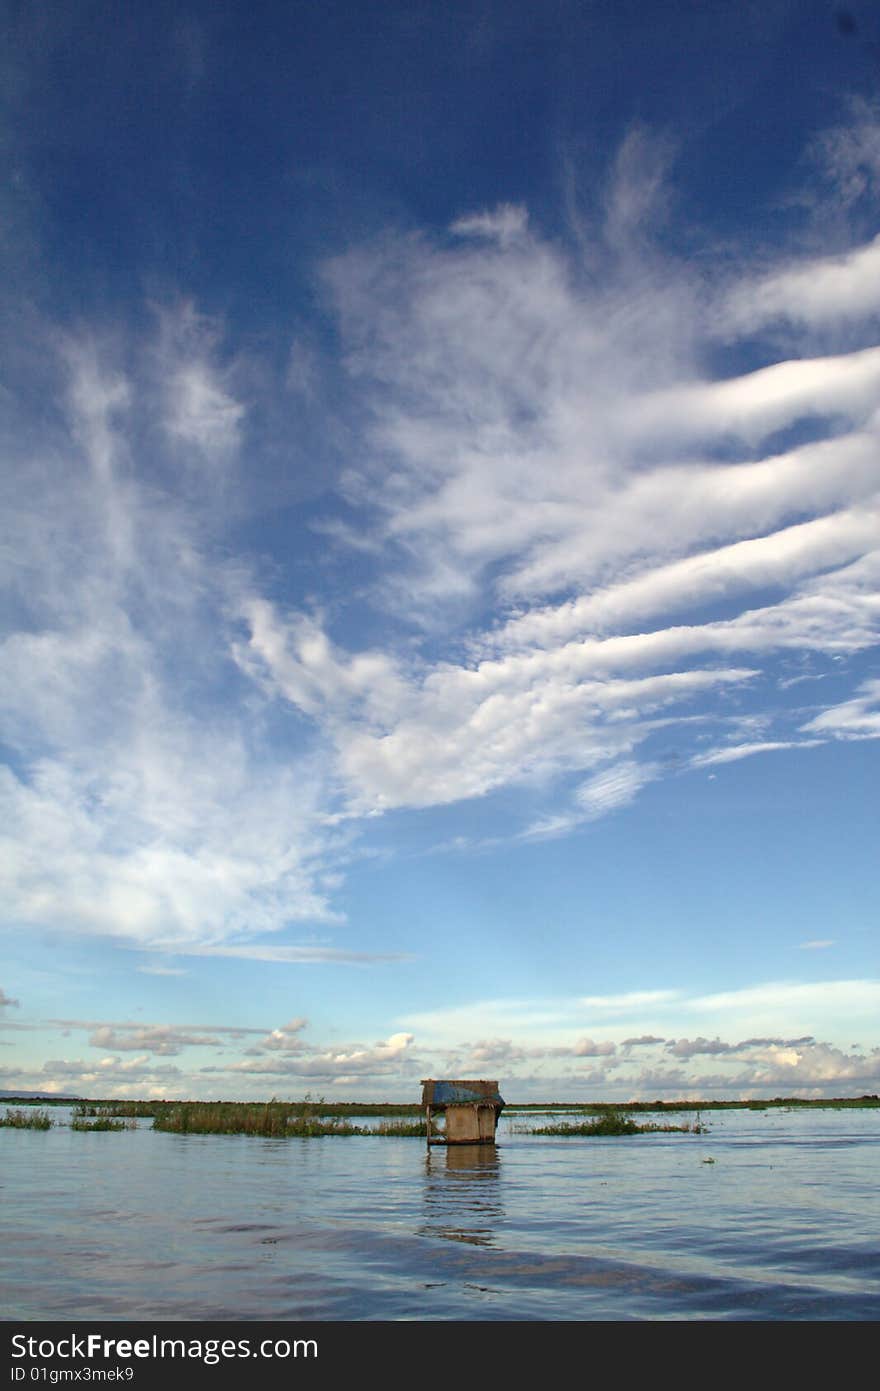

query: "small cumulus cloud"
xmin=50 ymin=1018 xmax=269 ymax=1059
xmin=571 ymin=1038 xmax=618 ymax=1057
xmin=39 ymin=1057 xmax=184 ymax=1088
xmin=87 ymin=1026 xmax=222 ymax=1056
xmin=248 ymin=1018 xmax=310 ymax=1055
xmin=232 ymin=1032 xmax=416 ymax=1080
xmin=665 ymin=1036 xmax=734 ymax=1058
xmin=467 ymin=1038 xmax=531 ymax=1064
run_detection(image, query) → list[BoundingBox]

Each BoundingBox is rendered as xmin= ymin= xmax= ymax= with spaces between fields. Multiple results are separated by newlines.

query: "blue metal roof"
xmin=424 ymin=1080 xmax=504 ymax=1106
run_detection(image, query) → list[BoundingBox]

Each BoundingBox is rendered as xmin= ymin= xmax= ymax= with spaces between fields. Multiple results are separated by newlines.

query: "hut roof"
xmin=421 ymin=1078 xmax=504 ymax=1108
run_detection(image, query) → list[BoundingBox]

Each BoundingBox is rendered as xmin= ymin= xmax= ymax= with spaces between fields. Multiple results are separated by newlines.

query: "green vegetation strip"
xmin=505 ymin=1096 xmax=880 ymax=1112
xmin=4 ymin=1095 xmax=876 ymax=1139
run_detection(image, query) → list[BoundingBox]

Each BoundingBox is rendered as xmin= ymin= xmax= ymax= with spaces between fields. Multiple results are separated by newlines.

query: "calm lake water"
xmin=2 ymin=1107 xmax=878 ymax=1321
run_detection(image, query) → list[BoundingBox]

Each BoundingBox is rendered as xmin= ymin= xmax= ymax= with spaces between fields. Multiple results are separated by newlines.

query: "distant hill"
xmin=0 ymin=1090 xmax=80 ymax=1101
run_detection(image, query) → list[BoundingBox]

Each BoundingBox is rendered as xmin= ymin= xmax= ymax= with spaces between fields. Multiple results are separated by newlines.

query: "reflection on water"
xmin=2 ymin=1107 xmax=879 ymax=1320
xmin=420 ymin=1144 xmax=503 ymax=1246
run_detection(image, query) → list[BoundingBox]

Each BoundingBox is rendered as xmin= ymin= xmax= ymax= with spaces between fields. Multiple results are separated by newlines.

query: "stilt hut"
xmin=421 ymin=1079 xmax=505 ymax=1145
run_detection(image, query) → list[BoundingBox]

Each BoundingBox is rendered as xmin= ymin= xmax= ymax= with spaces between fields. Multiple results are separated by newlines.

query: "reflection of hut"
xmin=421 ymin=1079 xmax=505 ymax=1145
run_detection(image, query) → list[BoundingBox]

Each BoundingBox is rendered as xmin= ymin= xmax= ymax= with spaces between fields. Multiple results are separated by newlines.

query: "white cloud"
xmin=400 ymin=980 xmax=880 ymax=1066
xmin=37 ymin=1056 xmax=184 ymax=1090
xmin=242 ymin=181 xmax=880 ymax=840
xmin=231 ymin=1031 xmax=415 ymax=1079
xmin=451 ymin=203 xmax=528 ymax=244
xmin=723 ymin=236 xmax=880 ymax=332
xmin=5 ymin=111 xmax=880 ymax=965
xmin=580 ymin=990 xmax=679 ymax=1013
xmin=155 ymin=301 xmax=245 ymax=460
xmin=687 ymin=980 xmax=880 ymax=1040
xmin=628 ymin=347 xmax=880 ymax=447
xmin=240 ymin=591 xmax=761 ymax=814
xmin=571 ymin=1037 xmax=618 ymax=1058
xmin=807 ymin=97 xmax=880 ymax=221
xmin=800 ymin=678 xmax=880 ymax=739
xmin=689 ymin=740 xmax=821 ymax=769
xmin=665 ymin=1036 xmax=734 ymax=1058
xmin=252 ymin=1019 xmax=310 ymax=1054
xmin=87 ymin=1025 xmax=222 ymax=1056
xmin=184 ymin=943 xmax=407 ymax=964
xmin=324 ymin=212 xmax=880 ymax=615
xmin=573 ymin=761 xmax=661 ymax=819
xmin=493 ymin=504 xmax=880 ymax=650
xmin=0 ymin=327 xmax=348 ymax=955
xmin=684 ymin=1043 xmax=880 ymax=1092
xmin=399 ymin=999 xmax=583 ymax=1046
xmin=165 ymin=360 xmax=244 ymax=457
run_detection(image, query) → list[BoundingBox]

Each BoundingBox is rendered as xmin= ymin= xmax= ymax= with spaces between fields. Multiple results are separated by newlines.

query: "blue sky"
xmin=2 ymin=0 xmax=879 ymax=1101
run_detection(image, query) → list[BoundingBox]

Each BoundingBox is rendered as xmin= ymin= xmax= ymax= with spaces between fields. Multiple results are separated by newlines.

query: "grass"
xmin=0 ymin=1107 xmax=52 ymax=1130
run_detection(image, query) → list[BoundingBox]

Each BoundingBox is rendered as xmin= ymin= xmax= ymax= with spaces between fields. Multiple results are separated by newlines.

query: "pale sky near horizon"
xmin=1 ymin=0 xmax=879 ymax=1101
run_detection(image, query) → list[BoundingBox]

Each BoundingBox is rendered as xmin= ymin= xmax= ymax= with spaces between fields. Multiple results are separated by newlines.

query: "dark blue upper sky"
xmin=7 ymin=0 xmax=878 ymax=329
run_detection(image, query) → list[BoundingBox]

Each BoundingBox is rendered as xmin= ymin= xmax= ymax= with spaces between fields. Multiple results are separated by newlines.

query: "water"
xmin=2 ymin=1108 xmax=878 ymax=1320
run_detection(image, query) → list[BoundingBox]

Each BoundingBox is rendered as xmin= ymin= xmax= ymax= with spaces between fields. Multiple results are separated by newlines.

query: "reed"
xmin=71 ymin=1116 xmax=135 ymax=1132
xmin=75 ymin=1096 xmax=423 ymax=1120
xmin=372 ymin=1120 xmax=426 ymax=1137
xmin=150 ymin=1100 xmax=359 ymax=1136
xmin=76 ymin=1100 xmax=161 ymax=1117
xmin=527 ymin=1108 xmax=707 ymax=1137
xmin=0 ymin=1107 xmax=52 ymax=1130
xmin=135 ymin=1099 xmax=429 ymax=1137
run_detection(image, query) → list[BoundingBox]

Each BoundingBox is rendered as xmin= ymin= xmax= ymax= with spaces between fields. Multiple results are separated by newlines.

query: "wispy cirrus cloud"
xmin=0 ymin=314 xmax=353 ymax=960
xmin=232 ymin=128 xmax=880 ymax=845
xmin=722 ymin=236 xmax=880 ymax=331
xmin=689 ymin=740 xmax=822 ymax=769
xmin=800 ymin=678 xmax=880 ymax=739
